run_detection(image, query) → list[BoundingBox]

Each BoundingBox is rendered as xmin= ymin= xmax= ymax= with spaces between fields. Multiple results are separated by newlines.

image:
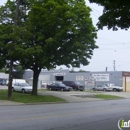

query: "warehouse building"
xmin=0 ymin=73 xmax=9 ymax=85
xmin=23 ymin=69 xmax=130 ymax=91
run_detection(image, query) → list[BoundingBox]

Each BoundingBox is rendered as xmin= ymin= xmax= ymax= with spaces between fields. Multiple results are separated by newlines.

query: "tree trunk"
xmin=31 ymin=67 xmax=41 ymax=96
xmin=8 ymin=59 xmax=13 ymax=100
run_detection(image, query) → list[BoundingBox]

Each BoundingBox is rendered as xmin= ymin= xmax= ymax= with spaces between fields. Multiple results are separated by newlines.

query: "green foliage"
xmin=0 ymin=0 xmax=98 ymax=95
xmin=89 ymin=0 xmax=130 ymax=30
xmin=0 ymin=0 xmax=27 ymax=70
xmin=0 ymin=68 xmax=6 ymax=73
xmin=17 ymin=0 xmax=98 ymax=68
xmin=12 ymin=65 xmax=25 ymax=79
xmin=94 ymin=94 xmax=123 ymax=99
xmin=79 ymin=69 xmax=86 ymax=72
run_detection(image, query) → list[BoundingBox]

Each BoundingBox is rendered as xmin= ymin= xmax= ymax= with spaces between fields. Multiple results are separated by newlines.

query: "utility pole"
xmin=8 ymin=0 xmax=23 ymax=99
xmin=113 ymin=60 xmax=116 ymax=71
xmin=106 ymin=67 xmax=108 ymax=72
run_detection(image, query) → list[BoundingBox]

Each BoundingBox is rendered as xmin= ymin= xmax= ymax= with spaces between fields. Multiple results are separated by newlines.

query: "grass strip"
xmin=0 ymin=90 xmax=65 ymax=103
xmin=94 ymin=94 xmax=124 ymax=100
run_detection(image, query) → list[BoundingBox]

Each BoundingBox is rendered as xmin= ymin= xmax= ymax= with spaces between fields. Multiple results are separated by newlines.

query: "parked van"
xmin=62 ymin=81 xmax=84 ymax=91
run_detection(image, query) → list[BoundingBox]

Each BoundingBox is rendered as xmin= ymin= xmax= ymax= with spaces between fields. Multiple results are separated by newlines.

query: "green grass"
xmin=94 ymin=94 xmax=123 ymax=100
xmin=0 ymin=90 xmax=65 ymax=103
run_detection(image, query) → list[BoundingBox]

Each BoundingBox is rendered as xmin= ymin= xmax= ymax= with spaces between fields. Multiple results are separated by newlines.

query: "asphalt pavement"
xmin=39 ymin=90 xmax=130 ymax=103
xmin=1 ymin=98 xmax=130 ymax=130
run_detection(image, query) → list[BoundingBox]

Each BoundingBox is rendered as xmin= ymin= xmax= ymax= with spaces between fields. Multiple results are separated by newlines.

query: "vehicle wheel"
xmin=50 ymin=88 xmax=52 ymax=91
xmin=93 ymin=88 xmax=96 ymax=91
xmin=103 ymin=88 xmax=106 ymax=92
xmin=22 ymin=89 xmax=25 ymax=93
xmin=113 ymin=88 xmax=116 ymax=92
xmin=61 ymin=88 xmax=64 ymax=91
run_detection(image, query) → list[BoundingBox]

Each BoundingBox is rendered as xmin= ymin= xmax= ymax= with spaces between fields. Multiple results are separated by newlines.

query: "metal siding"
xmin=23 ymin=71 xmax=33 ymax=79
xmin=39 ymin=75 xmax=50 ymax=81
xmin=90 ymin=71 xmax=122 ymax=86
xmin=23 ymin=70 xmax=124 ymax=89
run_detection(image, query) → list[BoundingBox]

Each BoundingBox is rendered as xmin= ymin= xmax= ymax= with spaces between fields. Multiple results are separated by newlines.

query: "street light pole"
xmin=8 ymin=0 xmax=21 ymax=99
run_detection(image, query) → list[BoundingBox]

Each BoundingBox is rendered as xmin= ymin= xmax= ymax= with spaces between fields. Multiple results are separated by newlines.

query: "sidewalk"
xmin=0 ymin=100 xmax=24 ymax=106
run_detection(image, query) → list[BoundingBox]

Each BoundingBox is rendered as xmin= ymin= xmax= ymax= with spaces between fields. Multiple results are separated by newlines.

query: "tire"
xmin=22 ymin=89 xmax=25 ymax=93
xmin=61 ymin=88 xmax=64 ymax=91
xmin=113 ymin=88 xmax=116 ymax=92
xmin=103 ymin=88 xmax=106 ymax=92
xmin=93 ymin=88 xmax=96 ymax=91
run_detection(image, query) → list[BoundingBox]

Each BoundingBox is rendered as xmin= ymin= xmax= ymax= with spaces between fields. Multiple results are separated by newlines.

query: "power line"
xmin=91 ymin=13 xmax=99 ymax=18
xmin=91 ymin=7 xmax=103 ymax=14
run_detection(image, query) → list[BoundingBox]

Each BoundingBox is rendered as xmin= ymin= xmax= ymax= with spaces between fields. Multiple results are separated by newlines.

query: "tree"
xmin=0 ymin=20 xmax=13 ymax=70
xmin=79 ymin=69 xmax=86 ymax=72
xmin=13 ymin=65 xmax=25 ymax=79
xmin=1 ymin=0 xmax=98 ymax=96
xmin=0 ymin=0 xmax=28 ymax=99
xmin=71 ymin=67 xmax=75 ymax=72
xmin=88 ymin=0 xmax=130 ymax=30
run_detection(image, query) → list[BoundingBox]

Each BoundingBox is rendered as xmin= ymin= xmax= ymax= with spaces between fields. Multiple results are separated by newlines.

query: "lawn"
xmin=94 ymin=94 xmax=124 ymax=100
xmin=0 ymin=90 xmax=65 ymax=103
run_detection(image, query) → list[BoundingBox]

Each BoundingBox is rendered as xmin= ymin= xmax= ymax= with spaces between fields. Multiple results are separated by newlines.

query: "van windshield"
xmin=75 ymin=82 xmax=81 ymax=85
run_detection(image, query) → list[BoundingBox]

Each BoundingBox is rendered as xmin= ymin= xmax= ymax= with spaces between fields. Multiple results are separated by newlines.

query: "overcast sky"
xmin=1 ymin=0 xmax=130 ymax=72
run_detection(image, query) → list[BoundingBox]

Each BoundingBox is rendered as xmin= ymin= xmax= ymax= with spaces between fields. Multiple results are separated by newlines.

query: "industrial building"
xmin=23 ymin=69 xmax=130 ymax=92
xmin=0 ymin=73 xmax=9 ymax=85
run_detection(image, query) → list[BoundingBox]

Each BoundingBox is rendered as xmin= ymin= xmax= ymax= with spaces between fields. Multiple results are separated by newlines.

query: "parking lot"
xmin=39 ymin=90 xmax=130 ymax=103
xmin=1 ymin=85 xmax=130 ymax=103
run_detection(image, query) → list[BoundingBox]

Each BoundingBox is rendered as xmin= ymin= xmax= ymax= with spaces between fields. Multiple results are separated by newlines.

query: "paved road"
xmin=0 ymin=99 xmax=130 ymax=130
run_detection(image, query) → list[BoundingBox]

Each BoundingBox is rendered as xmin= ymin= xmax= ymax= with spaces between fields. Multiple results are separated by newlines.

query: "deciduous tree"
xmin=88 ymin=0 xmax=130 ymax=30
xmin=0 ymin=0 xmax=98 ymax=96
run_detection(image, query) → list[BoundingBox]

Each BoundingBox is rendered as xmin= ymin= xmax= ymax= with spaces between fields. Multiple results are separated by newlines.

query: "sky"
xmin=1 ymin=0 xmax=130 ymax=72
